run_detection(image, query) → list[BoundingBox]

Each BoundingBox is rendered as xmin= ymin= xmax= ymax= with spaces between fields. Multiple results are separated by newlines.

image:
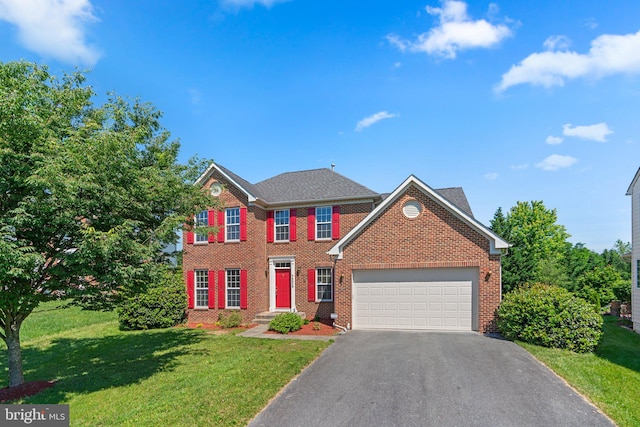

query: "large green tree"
xmin=0 ymin=61 xmax=217 ymax=387
xmin=490 ymin=201 xmax=570 ymax=292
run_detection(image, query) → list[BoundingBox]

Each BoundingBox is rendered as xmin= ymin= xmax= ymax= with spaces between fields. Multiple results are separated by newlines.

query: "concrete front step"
xmin=253 ymin=311 xmax=306 ymax=325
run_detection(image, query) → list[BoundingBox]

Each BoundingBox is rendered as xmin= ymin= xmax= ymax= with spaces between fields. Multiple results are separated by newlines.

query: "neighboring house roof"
xmin=328 ymin=175 xmax=510 ymax=257
xmin=196 ymin=162 xmax=379 ymax=206
xmin=626 ymin=167 xmax=640 ymax=195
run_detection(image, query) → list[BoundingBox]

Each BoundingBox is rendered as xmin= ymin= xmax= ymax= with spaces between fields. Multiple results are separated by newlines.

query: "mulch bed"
xmin=0 ymin=380 xmax=55 ymax=403
xmin=265 ymin=320 xmax=339 ymax=336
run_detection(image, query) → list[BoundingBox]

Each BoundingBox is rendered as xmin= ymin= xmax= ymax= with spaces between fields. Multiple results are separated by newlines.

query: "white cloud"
xmin=355 ymin=111 xmax=398 ymax=132
xmin=496 ymin=30 xmax=640 ymax=92
xmin=387 ymin=0 xmax=512 ymax=59
xmin=220 ymin=0 xmax=288 ymax=9
xmin=562 ymin=122 xmax=613 ymax=142
xmin=510 ymin=163 xmax=529 ymax=170
xmin=484 ymin=172 xmax=498 ymax=180
xmin=0 ymin=0 xmax=100 ymax=65
xmin=543 ymin=35 xmax=571 ymax=51
xmin=535 ymin=154 xmax=577 ymax=171
xmin=546 ymin=135 xmax=564 ymax=145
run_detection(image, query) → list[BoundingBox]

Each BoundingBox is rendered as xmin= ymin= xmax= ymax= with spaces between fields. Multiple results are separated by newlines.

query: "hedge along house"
xmin=182 ymin=163 xmax=510 ymax=333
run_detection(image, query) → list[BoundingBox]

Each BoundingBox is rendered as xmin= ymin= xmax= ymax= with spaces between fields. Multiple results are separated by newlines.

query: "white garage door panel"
xmin=353 ymin=268 xmax=476 ymax=331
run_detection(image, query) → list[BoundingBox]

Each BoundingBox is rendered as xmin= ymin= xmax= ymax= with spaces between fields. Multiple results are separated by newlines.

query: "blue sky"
xmin=1 ymin=0 xmax=639 ymax=252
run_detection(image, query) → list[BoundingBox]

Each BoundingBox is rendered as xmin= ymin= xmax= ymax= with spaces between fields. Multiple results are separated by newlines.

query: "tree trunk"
xmin=5 ymin=321 xmax=24 ymax=388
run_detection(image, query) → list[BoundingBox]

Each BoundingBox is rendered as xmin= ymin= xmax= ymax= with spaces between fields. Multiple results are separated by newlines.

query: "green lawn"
xmin=520 ymin=315 xmax=640 ymax=427
xmin=1 ymin=302 xmax=331 ymax=426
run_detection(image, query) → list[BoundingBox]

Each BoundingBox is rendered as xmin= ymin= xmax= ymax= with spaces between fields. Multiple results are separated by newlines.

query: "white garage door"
xmin=352 ymin=268 xmax=477 ymax=331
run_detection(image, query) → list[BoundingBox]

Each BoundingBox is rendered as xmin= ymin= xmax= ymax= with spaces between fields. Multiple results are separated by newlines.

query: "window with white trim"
xmin=275 ymin=210 xmax=290 ymax=242
xmin=226 ymin=208 xmax=240 ymax=241
xmin=195 ymin=270 xmax=208 ymax=308
xmin=316 ymin=206 xmax=332 ymax=240
xmin=316 ymin=268 xmax=333 ymax=301
xmin=195 ymin=210 xmax=208 ymax=243
xmin=226 ymin=269 xmax=240 ymax=308
xmin=637 ymin=260 xmax=640 ymax=288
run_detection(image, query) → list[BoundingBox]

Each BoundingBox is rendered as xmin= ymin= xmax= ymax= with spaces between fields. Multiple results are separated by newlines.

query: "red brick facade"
xmin=183 ymin=168 xmax=504 ymax=333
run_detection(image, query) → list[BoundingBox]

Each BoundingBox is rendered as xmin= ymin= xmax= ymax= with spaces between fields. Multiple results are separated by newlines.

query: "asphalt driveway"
xmin=249 ymin=331 xmax=613 ymax=427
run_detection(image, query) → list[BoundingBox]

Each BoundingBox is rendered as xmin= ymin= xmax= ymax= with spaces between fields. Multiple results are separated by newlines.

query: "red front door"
xmin=275 ymin=269 xmax=291 ymax=309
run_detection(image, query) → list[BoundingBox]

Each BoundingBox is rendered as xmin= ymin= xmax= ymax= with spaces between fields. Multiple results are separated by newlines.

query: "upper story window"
xmin=226 ymin=208 xmax=240 ymax=241
xmin=275 ymin=210 xmax=290 ymax=242
xmin=316 ymin=206 xmax=332 ymax=240
xmin=194 ymin=210 xmax=208 ymax=243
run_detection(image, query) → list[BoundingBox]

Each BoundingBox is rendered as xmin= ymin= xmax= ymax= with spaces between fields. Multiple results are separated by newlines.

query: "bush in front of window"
xmin=218 ymin=311 xmax=243 ymax=328
xmin=268 ymin=312 xmax=304 ymax=334
xmin=118 ymin=267 xmax=187 ymax=330
xmin=497 ymin=283 xmax=603 ymax=353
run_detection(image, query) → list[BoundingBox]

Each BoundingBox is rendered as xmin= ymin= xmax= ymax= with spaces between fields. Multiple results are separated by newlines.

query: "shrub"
xmin=118 ymin=267 xmax=187 ymax=330
xmin=612 ymin=280 xmax=632 ymax=303
xmin=218 ymin=312 xmax=243 ymax=328
xmin=268 ymin=312 xmax=304 ymax=334
xmin=497 ymin=283 xmax=603 ymax=353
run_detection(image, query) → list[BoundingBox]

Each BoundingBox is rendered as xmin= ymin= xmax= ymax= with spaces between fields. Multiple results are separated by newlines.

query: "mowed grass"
xmin=1 ymin=302 xmax=331 ymax=426
xmin=520 ymin=315 xmax=640 ymax=427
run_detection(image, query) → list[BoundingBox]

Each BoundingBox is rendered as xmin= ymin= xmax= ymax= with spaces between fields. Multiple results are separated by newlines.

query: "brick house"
xmin=183 ymin=163 xmax=509 ymax=333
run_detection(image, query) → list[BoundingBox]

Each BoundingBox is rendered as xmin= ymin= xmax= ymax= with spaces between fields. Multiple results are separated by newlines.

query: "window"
xmin=194 ymin=210 xmax=208 ymax=243
xmin=195 ymin=270 xmax=208 ymax=308
xmin=275 ymin=210 xmax=290 ymax=241
xmin=226 ymin=269 xmax=240 ymax=308
xmin=226 ymin=208 xmax=240 ymax=241
xmin=316 ymin=206 xmax=332 ymax=240
xmin=316 ymin=268 xmax=333 ymax=301
xmin=637 ymin=260 xmax=640 ymax=288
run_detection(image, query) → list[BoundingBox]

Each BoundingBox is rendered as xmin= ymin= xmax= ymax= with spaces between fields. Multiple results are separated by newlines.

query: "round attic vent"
xmin=210 ymin=183 xmax=222 ymax=196
xmin=402 ymin=200 xmax=422 ymax=219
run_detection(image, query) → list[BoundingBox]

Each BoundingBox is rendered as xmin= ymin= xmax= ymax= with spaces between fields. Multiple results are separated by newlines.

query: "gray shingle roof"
xmin=435 ymin=187 xmax=474 ymax=217
xmin=216 ymin=163 xmax=260 ymax=196
xmin=253 ymin=168 xmax=379 ymax=204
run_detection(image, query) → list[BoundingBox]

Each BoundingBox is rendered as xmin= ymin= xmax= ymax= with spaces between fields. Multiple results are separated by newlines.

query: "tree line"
xmin=490 ymin=201 xmax=631 ymax=306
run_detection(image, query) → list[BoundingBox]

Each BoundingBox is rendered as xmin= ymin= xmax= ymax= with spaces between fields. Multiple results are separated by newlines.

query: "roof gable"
xmin=627 ymin=167 xmax=640 ymax=195
xmin=328 ymin=175 xmax=510 ymax=257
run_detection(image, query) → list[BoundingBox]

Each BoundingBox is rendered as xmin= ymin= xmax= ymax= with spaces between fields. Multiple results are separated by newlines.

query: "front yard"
xmin=520 ymin=315 xmax=640 ymax=427
xmin=1 ymin=303 xmax=330 ymax=426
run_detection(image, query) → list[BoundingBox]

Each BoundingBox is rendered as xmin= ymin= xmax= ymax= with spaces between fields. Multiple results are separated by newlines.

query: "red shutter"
xmin=218 ymin=270 xmax=226 ymax=309
xmin=187 ymin=270 xmax=195 ymax=309
xmin=217 ymin=211 xmax=225 ymax=242
xmin=208 ymin=270 xmax=216 ymax=308
xmin=290 ymin=209 xmax=297 ymax=242
xmin=266 ymin=211 xmax=274 ymax=243
xmin=240 ymin=207 xmax=247 ymax=241
xmin=208 ymin=210 xmax=215 ymax=243
xmin=307 ymin=208 xmax=315 ymax=241
xmin=186 ymin=217 xmax=194 ymax=244
xmin=307 ymin=269 xmax=316 ymax=302
xmin=240 ymin=270 xmax=248 ymax=309
xmin=332 ymin=205 xmax=340 ymax=240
